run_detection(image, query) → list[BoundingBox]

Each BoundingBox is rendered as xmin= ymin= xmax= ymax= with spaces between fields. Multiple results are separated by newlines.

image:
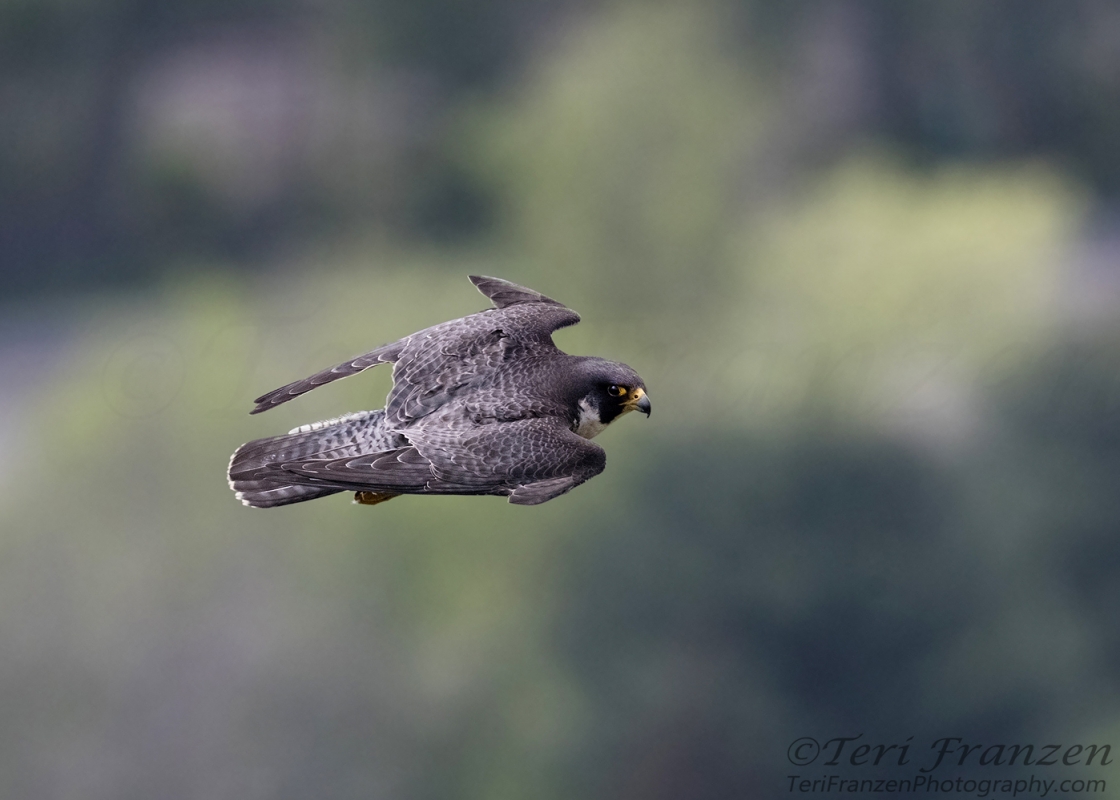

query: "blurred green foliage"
xmin=3 ymin=0 xmax=1120 ymax=297
xmin=3 ymin=152 xmax=1112 ymax=800
xmin=467 ymin=2 xmax=767 ymax=320
xmin=727 ymin=155 xmax=1086 ymax=429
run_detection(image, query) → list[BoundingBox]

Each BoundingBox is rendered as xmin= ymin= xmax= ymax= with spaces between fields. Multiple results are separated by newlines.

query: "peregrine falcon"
xmin=227 ymin=276 xmax=650 ymax=508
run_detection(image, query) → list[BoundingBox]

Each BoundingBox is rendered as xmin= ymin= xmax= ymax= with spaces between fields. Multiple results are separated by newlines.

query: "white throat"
xmin=575 ymin=398 xmax=608 ymax=439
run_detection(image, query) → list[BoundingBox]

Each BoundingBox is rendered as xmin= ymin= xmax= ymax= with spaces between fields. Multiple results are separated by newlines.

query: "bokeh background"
xmin=4 ymin=1 xmax=1120 ymax=797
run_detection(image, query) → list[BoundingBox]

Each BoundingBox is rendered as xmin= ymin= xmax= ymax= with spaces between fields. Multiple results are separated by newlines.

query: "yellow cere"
xmin=623 ymin=387 xmax=646 ymax=409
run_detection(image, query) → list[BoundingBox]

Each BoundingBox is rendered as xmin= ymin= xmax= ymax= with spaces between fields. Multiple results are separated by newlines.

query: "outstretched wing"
xmin=252 ymin=417 xmax=606 ymax=505
xmin=468 ymin=274 xmax=566 ymax=309
xmin=251 ymin=340 xmax=404 ymax=414
xmin=249 ymin=276 xmax=578 ymax=417
xmin=383 ymin=277 xmax=579 ymax=425
xmin=382 ymin=313 xmax=575 ymax=426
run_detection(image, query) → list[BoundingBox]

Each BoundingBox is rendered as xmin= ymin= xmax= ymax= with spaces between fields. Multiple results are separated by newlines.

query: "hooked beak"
xmin=633 ymin=389 xmax=651 ymax=417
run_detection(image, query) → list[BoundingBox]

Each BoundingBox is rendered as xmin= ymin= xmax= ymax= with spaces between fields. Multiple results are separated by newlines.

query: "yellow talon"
xmin=353 ymin=491 xmax=400 ymax=506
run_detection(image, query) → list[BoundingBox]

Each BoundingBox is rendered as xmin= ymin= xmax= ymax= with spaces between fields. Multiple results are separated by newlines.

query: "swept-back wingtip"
xmin=249 ymin=393 xmax=278 ymax=414
xmin=249 ymin=390 xmax=274 ymax=414
xmin=468 ymin=274 xmax=565 ymax=309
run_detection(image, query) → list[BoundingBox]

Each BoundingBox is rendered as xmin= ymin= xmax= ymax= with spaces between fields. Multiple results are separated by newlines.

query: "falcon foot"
xmin=353 ymin=491 xmax=400 ymax=506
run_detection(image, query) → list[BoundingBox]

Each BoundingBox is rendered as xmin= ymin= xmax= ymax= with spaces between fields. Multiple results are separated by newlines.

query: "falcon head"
xmin=572 ymin=359 xmax=650 ymax=439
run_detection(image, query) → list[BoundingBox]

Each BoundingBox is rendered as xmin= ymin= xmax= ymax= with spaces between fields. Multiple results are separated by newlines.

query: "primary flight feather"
xmin=227 ymin=276 xmax=650 ymax=507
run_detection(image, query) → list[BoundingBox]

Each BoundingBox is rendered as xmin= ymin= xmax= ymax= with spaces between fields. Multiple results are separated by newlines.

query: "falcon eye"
xmin=607 ymin=384 xmax=626 ymax=397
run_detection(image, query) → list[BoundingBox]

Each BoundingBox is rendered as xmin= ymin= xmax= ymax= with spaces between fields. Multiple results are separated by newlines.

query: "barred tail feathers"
xmin=232 ymin=482 xmax=343 ymax=508
xmin=227 ymin=409 xmax=405 ymax=508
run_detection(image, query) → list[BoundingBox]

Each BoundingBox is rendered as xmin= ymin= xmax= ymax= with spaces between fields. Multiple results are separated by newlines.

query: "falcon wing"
xmin=406 ymin=417 xmax=606 ymax=504
xmin=252 ymin=417 xmax=605 ymax=505
xmin=383 ymin=278 xmax=579 ymax=425
xmin=248 ymin=276 xmax=578 ymax=417
xmin=251 ymin=340 xmax=404 ymax=414
xmin=467 ymin=274 xmax=567 ymax=308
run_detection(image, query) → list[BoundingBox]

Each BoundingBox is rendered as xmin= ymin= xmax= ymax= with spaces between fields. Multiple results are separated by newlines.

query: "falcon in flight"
xmin=227 ymin=276 xmax=650 ymax=508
